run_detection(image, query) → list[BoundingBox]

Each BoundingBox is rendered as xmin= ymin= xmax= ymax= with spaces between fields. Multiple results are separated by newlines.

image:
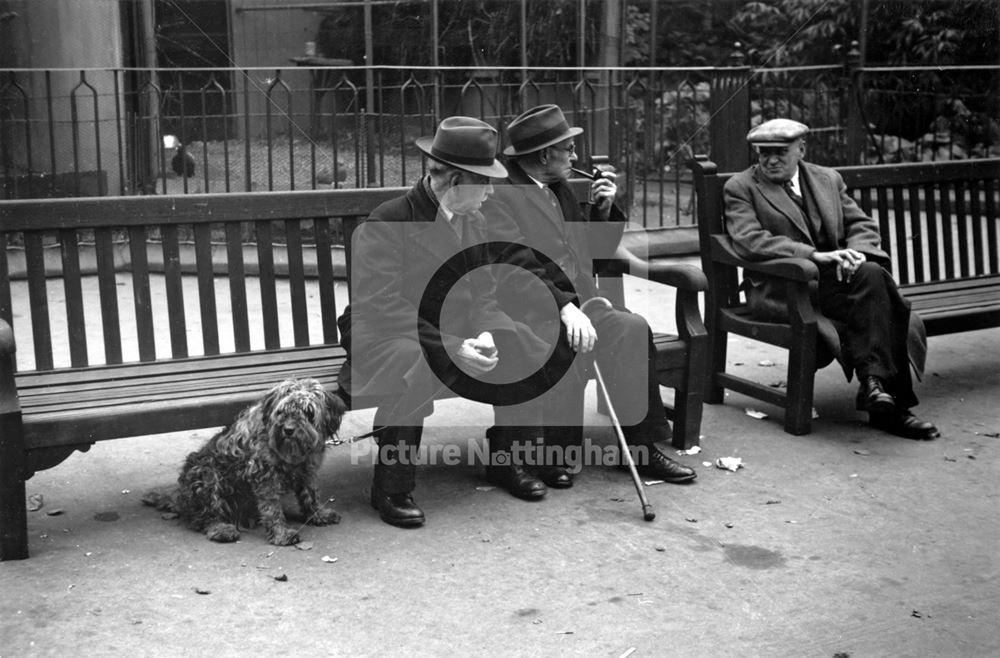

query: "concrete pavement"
xmin=1 ymin=262 xmax=998 ymax=657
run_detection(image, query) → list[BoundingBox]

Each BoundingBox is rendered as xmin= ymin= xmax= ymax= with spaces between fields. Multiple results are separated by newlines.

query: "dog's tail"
xmin=141 ymin=488 xmax=178 ymax=513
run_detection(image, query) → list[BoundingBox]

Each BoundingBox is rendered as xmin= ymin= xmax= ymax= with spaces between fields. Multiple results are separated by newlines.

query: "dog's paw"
xmin=205 ymin=522 xmax=241 ymax=543
xmin=269 ymin=527 xmax=301 ymax=546
xmin=308 ymin=507 xmax=342 ymax=526
xmin=140 ymin=489 xmax=176 ymax=512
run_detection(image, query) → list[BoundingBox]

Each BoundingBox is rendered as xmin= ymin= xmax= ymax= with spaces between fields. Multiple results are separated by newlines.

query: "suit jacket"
xmin=491 ymin=159 xmax=626 ymax=313
xmin=723 ymin=161 xmax=925 ymax=378
xmin=337 ymin=179 xmax=543 ymax=400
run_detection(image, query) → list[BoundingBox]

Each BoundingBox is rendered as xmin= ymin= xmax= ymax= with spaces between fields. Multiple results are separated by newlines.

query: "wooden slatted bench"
xmin=0 ymin=184 xmax=707 ymax=560
xmin=694 ymin=157 xmax=1000 ymax=435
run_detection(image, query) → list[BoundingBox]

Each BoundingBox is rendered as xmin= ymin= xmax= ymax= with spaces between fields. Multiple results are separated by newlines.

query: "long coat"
xmin=490 ymin=159 xmax=625 ymax=316
xmin=724 ymin=161 xmax=926 ymax=377
xmin=337 ymin=179 xmax=549 ymax=404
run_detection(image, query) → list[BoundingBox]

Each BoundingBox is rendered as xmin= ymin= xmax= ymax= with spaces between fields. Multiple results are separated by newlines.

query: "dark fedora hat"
xmin=415 ymin=116 xmax=508 ymax=178
xmin=503 ymin=104 xmax=583 ymax=156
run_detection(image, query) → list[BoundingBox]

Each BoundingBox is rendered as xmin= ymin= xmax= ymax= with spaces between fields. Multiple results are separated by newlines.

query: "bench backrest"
xmin=838 ymin=160 xmax=1000 ymax=286
xmin=1 ymin=180 xmax=595 ymax=374
xmin=0 ymin=188 xmax=405 ymax=372
xmin=694 ymin=157 xmax=1000 ymax=290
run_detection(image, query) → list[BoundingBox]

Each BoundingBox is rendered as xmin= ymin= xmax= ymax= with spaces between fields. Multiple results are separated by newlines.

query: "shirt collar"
xmin=526 ymin=173 xmax=547 ymax=189
xmin=788 ymin=168 xmax=802 ymax=196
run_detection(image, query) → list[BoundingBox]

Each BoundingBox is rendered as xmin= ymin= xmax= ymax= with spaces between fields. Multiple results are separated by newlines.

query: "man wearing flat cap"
xmin=724 ymin=117 xmax=938 ymax=440
xmin=490 ymin=104 xmax=698 ymax=486
xmin=337 ymin=116 xmax=562 ymax=527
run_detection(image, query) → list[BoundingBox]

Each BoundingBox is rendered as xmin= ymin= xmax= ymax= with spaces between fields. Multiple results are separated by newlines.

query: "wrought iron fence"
xmin=3 ymin=63 xmax=998 ymax=230
xmin=743 ymin=61 xmax=1000 ymax=168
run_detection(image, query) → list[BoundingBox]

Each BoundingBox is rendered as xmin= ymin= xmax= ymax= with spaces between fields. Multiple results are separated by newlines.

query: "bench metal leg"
xmin=1 ymin=411 xmax=29 ymax=561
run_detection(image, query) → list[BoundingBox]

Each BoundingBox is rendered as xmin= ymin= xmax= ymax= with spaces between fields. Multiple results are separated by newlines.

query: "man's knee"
xmin=853 ymin=261 xmax=894 ymax=287
xmin=593 ymin=306 xmax=649 ymax=339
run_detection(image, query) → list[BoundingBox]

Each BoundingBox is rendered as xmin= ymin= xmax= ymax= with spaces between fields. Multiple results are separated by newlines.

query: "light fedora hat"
xmin=503 ymin=104 xmax=584 ymax=156
xmin=415 ymin=116 xmax=508 ymax=178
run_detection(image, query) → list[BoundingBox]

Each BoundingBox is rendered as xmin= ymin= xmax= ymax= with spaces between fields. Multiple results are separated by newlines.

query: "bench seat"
xmin=15 ymin=345 xmax=346 ymax=455
xmin=905 ymin=275 xmax=1000 ymax=335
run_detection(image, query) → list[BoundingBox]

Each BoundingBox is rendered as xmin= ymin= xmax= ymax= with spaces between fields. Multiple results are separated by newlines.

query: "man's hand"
xmin=560 ymin=303 xmax=597 ymax=353
xmin=455 ymin=332 xmax=499 ymax=375
xmin=811 ymin=248 xmax=866 ymax=282
xmin=590 ymin=170 xmax=617 ymax=220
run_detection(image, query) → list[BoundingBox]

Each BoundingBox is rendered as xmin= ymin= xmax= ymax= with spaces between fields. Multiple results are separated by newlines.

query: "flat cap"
xmin=746 ymin=118 xmax=809 ymax=146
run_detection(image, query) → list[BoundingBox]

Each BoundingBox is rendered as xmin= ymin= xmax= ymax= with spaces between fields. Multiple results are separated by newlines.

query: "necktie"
xmin=783 ymin=180 xmax=804 ymax=208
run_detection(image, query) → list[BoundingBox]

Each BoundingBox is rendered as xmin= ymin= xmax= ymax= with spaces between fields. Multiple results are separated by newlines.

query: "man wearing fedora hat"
xmin=337 ymin=116 xmax=564 ymax=527
xmin=725 ymin=118 xmax=938 ymax=440
xmin=490 ymin=104 xmax=698 ymax=487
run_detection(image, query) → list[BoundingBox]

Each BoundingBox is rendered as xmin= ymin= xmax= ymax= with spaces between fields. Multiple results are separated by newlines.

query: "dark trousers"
xmin=543 ymin=303 xmax=670 ymax=464
xmin=369 ymin=332 xmax=553 ymax=494
xmin=816 ymin=261 xmax=917 ymax=409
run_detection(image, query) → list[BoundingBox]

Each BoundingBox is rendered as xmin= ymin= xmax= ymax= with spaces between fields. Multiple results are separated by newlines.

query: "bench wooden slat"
xmin=886 ymin=186 xmax=911 ymax=281
xmin=24 ymin=232 xmax=53 ymax=370
xmin=314 ymin=218 xmax=339 ymax=344
xmin=255 ymin=221 xmax=280 ymax=349
xmin=987 ymin=179 xmax=999 ymax=267
xmin=969 ymin=179 xmax=987 ymax=275
xmin=20 ymin=362 xmax=344 ymax=414
xmin=15 ymin=343 xmax=340 ymax=381
xmin=94 ymin=227 xmax=123 ymax=364
xmin=161 ymin=224 xmax=188 ymax=358
xmin=0 ymin=188 xmax=410 ymax=231
xmin=906 ymin=183 xmax=923 ymax=284
xmin=18 ymin=345 xmax=344 ymax=401
xmin=923 ymin=181 xmax=942 ymax=281
xmin=875 ymin=186 xmax=891 ymax=260
xmin=0 ymin=233 xmax=11 ymax=328
xmin=225 ymin=221 xmax=251 ymax=352
xmin=955 ymin=179 xmax=971 ymax=278
xmin=839 ymin=159 xmax=1000 ymax=187
xmin=127 ymin=225 xmax=156 ymax=361
xmin=59 ymin=228 xmax=89 ymax=367
xmin=193 ymin=223 xmax=220 ymax=355
xmin=285 ymin=220 xmax=310 ymax=346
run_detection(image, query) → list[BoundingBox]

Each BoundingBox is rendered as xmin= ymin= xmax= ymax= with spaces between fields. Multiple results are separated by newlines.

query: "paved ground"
xmin=2 ymin=262 xmax=999 ymax=657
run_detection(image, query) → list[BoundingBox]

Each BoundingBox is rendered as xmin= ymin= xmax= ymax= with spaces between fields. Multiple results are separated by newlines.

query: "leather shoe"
xmin=370 ymin=489 xmax=425 ymax=527
xmin=870 ymin=409 xmax=940 ymax=441
xmin=858 ymin=375 xmax=896 ymax=414
xmin=634 ymin=448 xmax=697 ymax=484
xmin=485 ymin=464 xmax=547 ymax=500
xmin=536 ymin=466 xmax=574 ymax=489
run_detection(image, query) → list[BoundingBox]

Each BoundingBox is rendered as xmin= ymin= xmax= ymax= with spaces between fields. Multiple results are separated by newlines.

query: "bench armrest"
xmin=602 ymin=253 xmax=708 ymax=292
xmin=710 ymin=235 xmax=818 ymax=282
xmin=645 ymin=261 xmax=708 ymax=292
xmin=0 ymin=319 xmax=20 ymax=415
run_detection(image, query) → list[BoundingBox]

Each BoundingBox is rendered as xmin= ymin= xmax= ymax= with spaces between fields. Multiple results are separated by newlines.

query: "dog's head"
xmin=260 ymin=378 xmax=346 ymax=464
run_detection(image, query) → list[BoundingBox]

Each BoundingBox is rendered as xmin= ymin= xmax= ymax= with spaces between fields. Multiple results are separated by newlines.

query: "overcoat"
xmin=337 ymin=179 xmax=550 ymax=404
xmin=724 ymin=161 xmax=926 ymax=377
xmin=496 ymin=160 xmax=625 ymax=301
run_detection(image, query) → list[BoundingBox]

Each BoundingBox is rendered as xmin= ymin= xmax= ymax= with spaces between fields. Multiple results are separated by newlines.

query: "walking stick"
xmin=580 ymin=297 xmax=655 ymax=522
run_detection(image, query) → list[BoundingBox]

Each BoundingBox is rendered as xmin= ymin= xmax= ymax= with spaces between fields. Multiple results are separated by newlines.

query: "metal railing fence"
xmin=3 ymin=63 xmax=998 ymax=230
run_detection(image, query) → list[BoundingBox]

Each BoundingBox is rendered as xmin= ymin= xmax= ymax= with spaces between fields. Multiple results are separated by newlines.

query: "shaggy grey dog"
xmin=145 ymin=378 xmax=346 ymax=545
